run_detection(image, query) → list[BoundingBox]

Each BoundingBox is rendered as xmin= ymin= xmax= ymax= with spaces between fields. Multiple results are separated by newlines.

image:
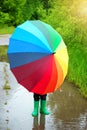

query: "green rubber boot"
xmin=32 ymin=101 xmax=39 ymax=117
xmin=40 ymin=100 xmax=50 ymax=115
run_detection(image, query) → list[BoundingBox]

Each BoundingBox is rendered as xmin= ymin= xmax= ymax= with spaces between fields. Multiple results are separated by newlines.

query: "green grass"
xmin=0 ymin=45 xmax=8 ymax=62
xmin=0 ymin=24 xmax=15 ymax=34
xmin=3 ymin=63 xmax=11 ymax=90
xmin=67 ymin=45 xmax=87 ymax=98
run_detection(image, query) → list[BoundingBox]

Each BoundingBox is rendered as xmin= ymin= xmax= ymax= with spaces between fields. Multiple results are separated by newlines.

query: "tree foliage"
xmin=0 ymin=0 xmax=26 ymax=25
xmin=0 ymin=0 xmax=52 ymax=26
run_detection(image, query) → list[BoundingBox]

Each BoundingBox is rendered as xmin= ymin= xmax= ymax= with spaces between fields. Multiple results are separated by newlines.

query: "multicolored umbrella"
xmin=7 ymin=20 xmax=69 ymax=95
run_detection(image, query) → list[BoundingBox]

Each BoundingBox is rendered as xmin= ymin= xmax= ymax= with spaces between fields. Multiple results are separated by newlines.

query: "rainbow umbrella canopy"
xmin=7 ymin=20 xmax=69 ymax=95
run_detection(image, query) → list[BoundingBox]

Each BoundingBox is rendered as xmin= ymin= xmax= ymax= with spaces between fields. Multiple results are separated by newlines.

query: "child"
xmin=32 ymin=93 xmax=50 ymax=116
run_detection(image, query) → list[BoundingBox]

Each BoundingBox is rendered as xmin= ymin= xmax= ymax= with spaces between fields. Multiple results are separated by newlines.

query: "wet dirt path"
xmin=0 ymin=62 xmax=87 ymax=130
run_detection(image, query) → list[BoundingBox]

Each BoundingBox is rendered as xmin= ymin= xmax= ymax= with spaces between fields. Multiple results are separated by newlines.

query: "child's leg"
xmin=40 ymin=94 xmax=50 ymax=115
xmin=32 ymin=93 xmax=40 ymax=117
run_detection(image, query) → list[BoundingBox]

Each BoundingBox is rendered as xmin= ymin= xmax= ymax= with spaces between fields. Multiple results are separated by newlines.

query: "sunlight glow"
xmin=78 ymin=1 xmax=87 ymax=17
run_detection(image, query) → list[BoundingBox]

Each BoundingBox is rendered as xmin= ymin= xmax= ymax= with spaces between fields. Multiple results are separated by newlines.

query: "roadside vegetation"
xmin=0 ymin=46 xmax=8 ymax=62
xmin=0 ymin=25 xmax=14 ymax=34
xmin=0 ymin=0 xmax=87 ymax=98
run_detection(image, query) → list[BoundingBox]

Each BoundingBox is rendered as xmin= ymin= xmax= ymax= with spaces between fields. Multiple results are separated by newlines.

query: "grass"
xmin=3 ymin=63 xmax=11 ymax=90
xmin=0 ymin=46 xmax=11 ymax=90
xmin=0 ymin=45 xmax=8 ymax=62
xmin=0 ymin=24 xmax=15 ymax=34
xmin=67 ymin=45 xmax=87 ymax=98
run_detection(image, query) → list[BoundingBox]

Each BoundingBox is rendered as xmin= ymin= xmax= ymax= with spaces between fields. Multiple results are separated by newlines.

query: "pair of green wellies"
xmin=32 ymin=100 xmax=50 ymax=116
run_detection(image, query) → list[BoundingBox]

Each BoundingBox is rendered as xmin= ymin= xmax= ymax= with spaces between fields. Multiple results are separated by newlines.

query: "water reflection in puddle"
xmin=48 ymin=82 xmax=87 ymax=130
xmin=0 ymin=62 xmax=87 ymax=130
